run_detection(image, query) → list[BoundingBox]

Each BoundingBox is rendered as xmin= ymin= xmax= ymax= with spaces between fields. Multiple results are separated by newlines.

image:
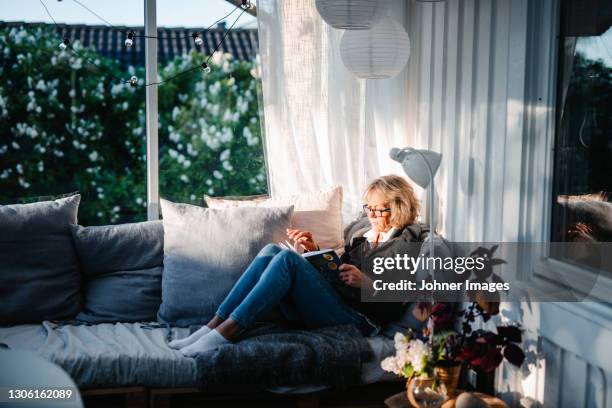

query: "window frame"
xmin=143 ymin=0 xmax=268 ymax=216
xmin=144 ymin=0 xmax=159 ymax=220
xmin=522 ymin=0 xmax=612 ymax=304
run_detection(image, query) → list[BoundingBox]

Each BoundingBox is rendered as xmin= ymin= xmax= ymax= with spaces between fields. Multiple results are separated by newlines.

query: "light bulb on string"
xmin=200 ymin=62 xmax=211 ymax=74
xmin=59 ymin=38 xmax=70 ymax=50
xmin=130 ymin=76 xmax=138 ymax=87
xmin=192 ymin=32 xmax=203 ymax=46
xmin=125 ymin=31 xmax=134 ymax=48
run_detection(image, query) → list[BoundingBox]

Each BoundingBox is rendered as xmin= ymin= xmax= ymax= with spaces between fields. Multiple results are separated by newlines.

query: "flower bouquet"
xmin=381 ymin=301 xmax=525 ymax=406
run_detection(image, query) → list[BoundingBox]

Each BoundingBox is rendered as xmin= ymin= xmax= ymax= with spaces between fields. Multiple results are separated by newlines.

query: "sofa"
xmin=0 ymin=190 xmax=423 ymax=407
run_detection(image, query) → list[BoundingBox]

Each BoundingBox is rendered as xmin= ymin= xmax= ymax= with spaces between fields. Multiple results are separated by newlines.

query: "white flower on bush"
xmin=172 ymin=106 xmax=181 ymax=121
xmin=222 ymin=109 xmax=233 ymax=122
xmin=211 ymin=51 xmax=224 ymax=66
xmin=18 ymin=177 xmax=30 ymax=189
xmin=219 ymin=127 xmax=233 ymax=143
xmin=209 ymin=82 xmax=221 ymax=96
xmin=222 ymin=160 xmax=233 ymax=171
xmin=220 ymin=149 xmax=230 ymax=161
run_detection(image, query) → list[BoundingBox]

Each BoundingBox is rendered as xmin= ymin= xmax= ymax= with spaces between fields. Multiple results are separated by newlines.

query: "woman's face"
xmin=365 ymin=190 xmax=393 ymax=232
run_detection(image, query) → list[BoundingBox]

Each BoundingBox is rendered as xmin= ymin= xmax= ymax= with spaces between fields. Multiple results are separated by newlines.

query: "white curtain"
xmin=256 ymin=0 xmax=416 ymax=222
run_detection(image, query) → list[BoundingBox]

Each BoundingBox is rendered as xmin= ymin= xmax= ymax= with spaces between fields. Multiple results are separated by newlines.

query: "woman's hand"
xmin=286 ymin=229 xmax=318 ymax=252
xmin=339 ymin=264 xmax=373 ymax=290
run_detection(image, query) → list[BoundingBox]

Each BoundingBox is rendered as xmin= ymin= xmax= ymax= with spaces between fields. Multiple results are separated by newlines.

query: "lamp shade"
xmin=315 ymin=0 xmax=389 ymax=30
xmin=389 ymin=147 xmax=441 ymax=188
xmin=340 ymin=18 xmax=410 ymax=79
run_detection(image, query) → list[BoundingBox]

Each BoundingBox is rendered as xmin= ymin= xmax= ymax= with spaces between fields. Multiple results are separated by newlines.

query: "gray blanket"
xmin=195 ymin=323 xmax=374 ymax=392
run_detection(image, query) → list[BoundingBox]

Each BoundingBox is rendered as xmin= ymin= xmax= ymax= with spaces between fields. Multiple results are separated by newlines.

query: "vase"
xmin=434 ymin=364 xmax=461 ymax=397
xmin=406 ymin=376 xmax=447 ymax=408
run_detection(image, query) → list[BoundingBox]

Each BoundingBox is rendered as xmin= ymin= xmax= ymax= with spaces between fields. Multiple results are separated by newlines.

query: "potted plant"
xmin=381 ymin=301 xmax=525 ymax=406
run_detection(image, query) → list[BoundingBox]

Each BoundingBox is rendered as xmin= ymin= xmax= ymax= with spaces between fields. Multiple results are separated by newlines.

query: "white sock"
xmin=168 ymin=325 xmax=211 ymax=349
xmin=180 ymin=329 xmax=229 ymax=357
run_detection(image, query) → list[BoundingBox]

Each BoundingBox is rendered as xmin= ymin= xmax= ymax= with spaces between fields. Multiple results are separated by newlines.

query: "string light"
xmin=37 ymin=0 xmax=250 ymax=88
xmin=59 ymin=38 xmax=69 ymax=50
xmin=192 ymin=32 xmax=203 ymax=46
xmin=125 ymin=31 xmax=134 ymax=48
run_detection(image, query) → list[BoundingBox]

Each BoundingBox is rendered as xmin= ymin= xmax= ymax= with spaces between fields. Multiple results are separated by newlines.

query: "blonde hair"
xmin=364 ymin=175 xmax=420 ymax=229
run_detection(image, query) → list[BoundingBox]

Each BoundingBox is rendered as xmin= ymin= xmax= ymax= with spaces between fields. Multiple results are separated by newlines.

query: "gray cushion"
xmin=0 ymin=195 xmax=81 ymax=324
xmin=70 ymin=221 xmax=164 ymax=323
xmin=158 ymin=199 xmax=294 ymax=327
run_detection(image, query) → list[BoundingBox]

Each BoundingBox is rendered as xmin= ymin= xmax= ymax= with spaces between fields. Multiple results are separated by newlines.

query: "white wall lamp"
xmin=389 ymin=147 xmax=442 ymax=258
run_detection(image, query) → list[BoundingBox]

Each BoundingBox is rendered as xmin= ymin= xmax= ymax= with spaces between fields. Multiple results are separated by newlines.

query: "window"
xmin=157 ymin=1 xmax=268 ymax=206
xmin=0 ymin=0 xmax=268 ymax=224
xmin=551 ymin=0 xmax=612 ymax=263
xmin=0 ymin=14 xmax=147 ymax=225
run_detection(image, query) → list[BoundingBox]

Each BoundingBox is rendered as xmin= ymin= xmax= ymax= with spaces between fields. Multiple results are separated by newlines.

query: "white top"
xmin=363 ymin=227 xmax=397 ymax=244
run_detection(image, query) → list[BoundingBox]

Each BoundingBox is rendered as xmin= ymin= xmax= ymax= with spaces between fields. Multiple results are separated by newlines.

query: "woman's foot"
xmin=180 ymin=330 xmax=229 ymax=357
xmin=168 ymin=325 xmax=211 ymax=349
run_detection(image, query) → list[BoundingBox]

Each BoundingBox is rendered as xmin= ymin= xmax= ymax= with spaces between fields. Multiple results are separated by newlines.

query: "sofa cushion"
xmin=70 ymin=221 xmax=164 ymax=323
xmin=0 ymin=321 xmax=197 ymax=388
xmin=158 ymin=199 xmax=294 ymax=327
xmin=0 ymin=195 xmax=81 ymax=324
xmin=205 ymin=186 xmax=344 ymax=250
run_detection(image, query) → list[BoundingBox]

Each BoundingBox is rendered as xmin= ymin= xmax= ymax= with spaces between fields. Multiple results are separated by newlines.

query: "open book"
xmin=278 ymin=241 xmax=343 ymax=284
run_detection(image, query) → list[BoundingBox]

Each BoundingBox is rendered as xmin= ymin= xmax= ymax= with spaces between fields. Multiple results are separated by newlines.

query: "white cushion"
xmin=206 ymin=186 xmax=344 ymax=250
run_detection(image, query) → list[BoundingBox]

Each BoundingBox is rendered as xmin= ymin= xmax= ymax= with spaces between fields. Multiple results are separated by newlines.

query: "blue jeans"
xmin=215 ymin=244 xmax=380 ymax=336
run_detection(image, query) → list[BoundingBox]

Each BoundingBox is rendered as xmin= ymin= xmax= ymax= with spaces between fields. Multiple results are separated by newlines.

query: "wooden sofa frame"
xmin=80 ymin=381 xmax=406 ymax=408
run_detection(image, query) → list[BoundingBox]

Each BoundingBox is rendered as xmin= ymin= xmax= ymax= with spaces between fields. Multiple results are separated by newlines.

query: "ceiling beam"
xmin=223 ymin=0 xmax=258 ymax=18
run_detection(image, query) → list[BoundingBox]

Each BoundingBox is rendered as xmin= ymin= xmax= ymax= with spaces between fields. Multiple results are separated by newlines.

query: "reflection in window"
xmin=552 ymin=0 xmax=612 ymax=253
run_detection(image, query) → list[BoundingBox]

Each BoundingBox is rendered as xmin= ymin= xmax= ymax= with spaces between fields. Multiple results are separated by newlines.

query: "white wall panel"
xmin=402 ymin=0 xmax=612 ymax=406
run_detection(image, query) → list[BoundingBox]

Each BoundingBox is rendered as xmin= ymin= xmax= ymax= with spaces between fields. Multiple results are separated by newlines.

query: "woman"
xmin=169 ymin=175 xmax=426 ymax=357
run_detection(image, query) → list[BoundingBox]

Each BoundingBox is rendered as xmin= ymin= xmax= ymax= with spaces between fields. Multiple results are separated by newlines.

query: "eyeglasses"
xmin=362 ymin=204 xmax=391 ymax=217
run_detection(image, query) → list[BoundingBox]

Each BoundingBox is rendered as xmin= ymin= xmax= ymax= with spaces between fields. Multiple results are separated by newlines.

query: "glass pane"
xmin=157 ymin=0 xmax=268 ymax=206
xmin=0 ymin=3 xmax=146 ymax=225
xmin=551 ymin=1 xmax=612 ymax=256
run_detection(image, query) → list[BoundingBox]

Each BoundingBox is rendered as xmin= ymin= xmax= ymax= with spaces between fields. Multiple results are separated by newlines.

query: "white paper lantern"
xmin=315 ymin=0 xmax=389 ymax=30
xmin=340 ymin=18 xmax=410 ymax=79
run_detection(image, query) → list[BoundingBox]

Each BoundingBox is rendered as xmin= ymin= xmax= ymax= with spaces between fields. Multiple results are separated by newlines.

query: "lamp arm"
xmin=404 ymin=148 xmax=436 ymax=272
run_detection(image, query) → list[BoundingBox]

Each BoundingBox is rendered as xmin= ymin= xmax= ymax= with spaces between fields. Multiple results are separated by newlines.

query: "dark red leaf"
xmin=503 ymin=343 xmax=525 ymax=367
xmin=497 ymin=326 xmax=522 ymax=343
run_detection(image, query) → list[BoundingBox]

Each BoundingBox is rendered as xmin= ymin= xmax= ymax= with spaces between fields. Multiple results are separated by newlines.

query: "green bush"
xmin=0 ymin=26 xmax=267 ymax=225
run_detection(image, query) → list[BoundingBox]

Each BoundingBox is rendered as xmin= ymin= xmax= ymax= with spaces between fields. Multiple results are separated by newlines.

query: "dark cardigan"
xmin=337 ymin=217 xmax=428 ymax=325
